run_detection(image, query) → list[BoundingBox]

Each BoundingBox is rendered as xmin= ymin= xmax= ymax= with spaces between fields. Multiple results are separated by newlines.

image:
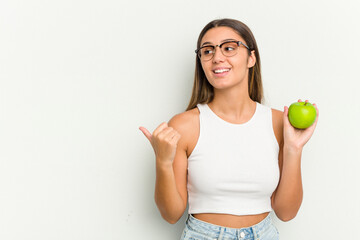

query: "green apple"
xmin=288 ymin=101 xmax=317 ymax=129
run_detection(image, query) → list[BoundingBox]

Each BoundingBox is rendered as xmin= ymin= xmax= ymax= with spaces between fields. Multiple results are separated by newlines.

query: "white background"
xmin=1 ymin=0 xmax=360 ymax=239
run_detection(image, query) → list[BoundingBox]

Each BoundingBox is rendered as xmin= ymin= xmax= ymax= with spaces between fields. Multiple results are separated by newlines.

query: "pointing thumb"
xmin=139 ymin=126 xmax=152 ymax=142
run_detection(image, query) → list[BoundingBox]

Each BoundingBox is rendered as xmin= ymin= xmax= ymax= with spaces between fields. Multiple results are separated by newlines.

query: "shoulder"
xmin=168 ymin=106 xmax=200 ymax=151
xmin=270 ymin=107 xmax=284 ymax=146
xmin=260 ymin=103 xmax=283 ymax=126
xmin=271 ymin=107 xmax=283 ymax=125
xmin=168 ymin=106 xmax=199 ymax=131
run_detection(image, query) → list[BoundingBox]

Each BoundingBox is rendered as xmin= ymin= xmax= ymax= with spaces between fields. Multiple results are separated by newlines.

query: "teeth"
xmin=214 ymin=69 xmax=230 ymax=73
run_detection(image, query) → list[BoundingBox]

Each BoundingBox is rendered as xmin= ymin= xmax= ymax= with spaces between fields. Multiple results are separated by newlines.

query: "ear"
xmin=247 ymin=50 xmax=256 ymax=68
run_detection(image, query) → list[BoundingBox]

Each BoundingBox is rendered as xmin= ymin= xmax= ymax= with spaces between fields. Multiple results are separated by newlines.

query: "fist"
xmin=139 ymin=122 xmax=181 ymax=164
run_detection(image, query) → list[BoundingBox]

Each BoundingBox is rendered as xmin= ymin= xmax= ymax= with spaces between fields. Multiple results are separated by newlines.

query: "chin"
xmin=212 ymin=80 xmax=245 ymax=90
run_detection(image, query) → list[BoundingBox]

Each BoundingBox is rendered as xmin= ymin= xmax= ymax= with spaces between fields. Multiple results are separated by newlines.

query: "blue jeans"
xmin=180 ymin=212 xmax=279 ymax=240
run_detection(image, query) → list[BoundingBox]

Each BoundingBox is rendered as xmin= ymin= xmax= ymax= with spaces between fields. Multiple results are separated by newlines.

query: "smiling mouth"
xmin=213 ymin=68 xmax=230 ymax=74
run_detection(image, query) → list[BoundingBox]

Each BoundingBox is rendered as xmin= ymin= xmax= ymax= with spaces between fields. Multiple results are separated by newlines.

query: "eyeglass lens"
xmin=199 ymin=42 xmax=239 ymax=60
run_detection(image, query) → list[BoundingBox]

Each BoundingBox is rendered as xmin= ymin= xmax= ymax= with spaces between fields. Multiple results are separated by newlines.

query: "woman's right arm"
xmin=139 ymin=114 xmax=189 ymax=224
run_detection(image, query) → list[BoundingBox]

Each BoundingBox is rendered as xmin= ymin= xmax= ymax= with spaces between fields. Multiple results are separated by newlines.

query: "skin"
xmin=139 ymin=26 xmax=319 ymax=227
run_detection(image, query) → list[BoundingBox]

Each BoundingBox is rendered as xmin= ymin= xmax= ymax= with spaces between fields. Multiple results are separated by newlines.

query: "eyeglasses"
xmin=195 ymin=41 xmax=251 ymax=61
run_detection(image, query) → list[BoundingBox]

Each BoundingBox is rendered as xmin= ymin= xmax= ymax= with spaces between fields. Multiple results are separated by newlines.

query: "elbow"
xmin=155 ymin=199 xmax=185 ymax=224
xmin=275 ymin=210 xmax=298 ymax=222
xmin=161 ymin=211 xmax=183 ymax=224
xmin=166 ymin=217 xmax=180 ymax=225
xmin=272 ymin=198 xmax=302 ymax=222
xmin=278 ymin=214 xmax=296 ymax=222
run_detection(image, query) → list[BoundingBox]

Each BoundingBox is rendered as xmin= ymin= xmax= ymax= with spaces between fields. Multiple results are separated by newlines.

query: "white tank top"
xmin=187 ymin=102 xmax=280 ymax=215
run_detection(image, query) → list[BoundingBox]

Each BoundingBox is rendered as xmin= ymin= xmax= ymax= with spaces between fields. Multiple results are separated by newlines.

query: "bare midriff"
xmin=192 ymin=212 xmax=270 ymax=228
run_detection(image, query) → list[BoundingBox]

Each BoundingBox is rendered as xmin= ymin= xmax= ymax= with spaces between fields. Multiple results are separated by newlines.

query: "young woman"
xmin=140 ymin=18 xmax=319 ymax=240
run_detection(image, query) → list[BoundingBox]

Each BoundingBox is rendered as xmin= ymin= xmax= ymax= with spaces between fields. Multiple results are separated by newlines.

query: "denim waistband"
xmin=186 ymin=212 xmax=273 ymax=239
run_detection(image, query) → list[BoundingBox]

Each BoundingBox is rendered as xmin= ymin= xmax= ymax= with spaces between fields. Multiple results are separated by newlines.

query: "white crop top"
xmin=187 ymin=102 xmax=280 ymax=216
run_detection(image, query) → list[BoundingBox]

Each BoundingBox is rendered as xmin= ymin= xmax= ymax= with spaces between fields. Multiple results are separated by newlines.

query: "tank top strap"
xmin=194 ymin=103 xmax=210 ymax=118
xmin=195 ymin=103 xmax=214 ymax=123
xmin=195 ymin=103 xmax=206 ymax=113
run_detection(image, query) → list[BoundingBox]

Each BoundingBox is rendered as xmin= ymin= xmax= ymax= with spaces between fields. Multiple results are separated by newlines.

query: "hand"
xmin=139 ymin=122 xmax=181 ymax=165
xmin=283 ymin=99 xmax=319 ymax=150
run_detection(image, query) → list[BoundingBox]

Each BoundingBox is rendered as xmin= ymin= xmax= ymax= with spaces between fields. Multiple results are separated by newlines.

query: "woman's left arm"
xmin=271 ymin=100 xmax=319 ymax=222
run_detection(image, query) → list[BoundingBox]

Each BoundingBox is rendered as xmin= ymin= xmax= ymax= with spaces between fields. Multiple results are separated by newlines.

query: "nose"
xmin=212 ymin=45 xmax=225 ymax=63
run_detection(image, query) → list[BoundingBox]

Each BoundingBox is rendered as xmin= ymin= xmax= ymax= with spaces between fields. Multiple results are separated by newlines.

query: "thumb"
xmin=283 ymin=106 xmax=291 ymax=128
xmin=139 ymin=126 xmax=152 ymax=142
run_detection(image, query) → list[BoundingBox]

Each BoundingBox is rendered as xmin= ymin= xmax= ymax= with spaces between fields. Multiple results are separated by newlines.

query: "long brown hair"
xmin=186 ymin=18 xmax=263 ymax=111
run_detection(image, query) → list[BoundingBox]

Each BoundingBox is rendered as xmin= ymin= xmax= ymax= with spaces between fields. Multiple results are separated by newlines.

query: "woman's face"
xmin=199 ymin=26 xmax=255 ymax=90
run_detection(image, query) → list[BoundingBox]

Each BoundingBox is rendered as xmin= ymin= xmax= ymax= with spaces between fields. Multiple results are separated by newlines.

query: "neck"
xmin=209 ymin=86 xmax=255 ymax=119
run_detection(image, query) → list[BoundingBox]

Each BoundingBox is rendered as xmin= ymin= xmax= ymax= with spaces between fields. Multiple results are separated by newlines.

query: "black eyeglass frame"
xmin=195 ymin=41 xmax=251 ymax=60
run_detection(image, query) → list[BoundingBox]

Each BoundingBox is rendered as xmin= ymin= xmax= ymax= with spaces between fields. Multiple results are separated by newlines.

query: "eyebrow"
xmin=201 ymin=38 xmax=238 ymax=46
